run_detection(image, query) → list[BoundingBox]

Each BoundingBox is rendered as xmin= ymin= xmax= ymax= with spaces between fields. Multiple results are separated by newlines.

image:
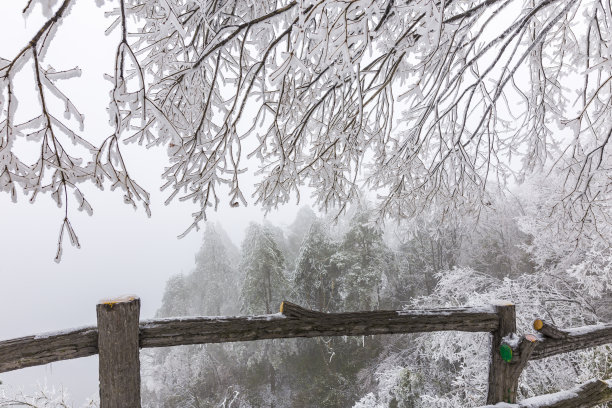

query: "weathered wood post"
xmin=487 ymin=301 xmax=516 ymax=404
xmin=96 ymin=295 xmax=141 ymax=408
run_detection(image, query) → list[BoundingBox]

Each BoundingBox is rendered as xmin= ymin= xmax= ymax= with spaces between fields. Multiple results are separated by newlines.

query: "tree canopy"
xmin=1 ymin=0 xmax=610 ymax=257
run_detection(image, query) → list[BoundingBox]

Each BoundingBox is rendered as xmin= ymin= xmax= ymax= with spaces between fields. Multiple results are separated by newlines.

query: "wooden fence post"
xmin=487 ymin=302 xmax=516 ymax=404
xmin=97 ymin=295 xmax=141 ymax=408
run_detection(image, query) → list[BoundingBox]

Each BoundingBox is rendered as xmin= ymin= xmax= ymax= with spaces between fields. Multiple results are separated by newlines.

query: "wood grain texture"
xmin=506 ymin=335 xmax=538 ymax=401
xmin=487 ymin=303 xmax=517 ymax=404
xmin=531 ymin=323 xmax=612 ymax=360
xmin=0 ymin=327 xmax=98 ymax=373
xmin=3 ymin=303 xmax=610 ymax=384
xmin=479 ymin=378 xmax=612 ymax=408
xmin=280 ymin=301 xmax=326 ymax=318
xmin=0 ymin=304 xmax=498 ymax=374
xmin=533 ymin=319 xmax=569 ymax=339
xmin=140 ymin=305 xmax=500 ymax=348
xmin=97 ymin=296 xmax=141 ymax=408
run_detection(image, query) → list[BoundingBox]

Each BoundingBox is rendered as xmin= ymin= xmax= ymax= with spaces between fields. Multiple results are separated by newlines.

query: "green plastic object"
xmin=499 ymin=344 xmax=513 ymax=362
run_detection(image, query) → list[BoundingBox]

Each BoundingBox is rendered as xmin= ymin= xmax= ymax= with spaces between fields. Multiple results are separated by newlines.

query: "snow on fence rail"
xmin=479 ymin=379 xmax=612 ymax=408
xmin=0 ymin=326 xmax=98 ymax=373
xmin=0 ymin=300 xmax=500 ymax=373
xmin=0 ymin=296 xmax=610 ymax=408
xmin=140 ymin=301 xmax=500 ymax=347
xmin=530 ymin=321 xmax=612 ymax=360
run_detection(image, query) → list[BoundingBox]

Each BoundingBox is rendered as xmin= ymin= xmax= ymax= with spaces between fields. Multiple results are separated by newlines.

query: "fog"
xmin=0 ymin=2 xmax=302 ymax=403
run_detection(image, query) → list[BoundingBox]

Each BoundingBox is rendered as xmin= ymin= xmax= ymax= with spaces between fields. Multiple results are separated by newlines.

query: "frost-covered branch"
xmin=0 ymin=385 xmax=98 ymax=408
xmin=93 ymin=0 xmax=150 ymax=217
xmin=2 ymin=0 xmax=612 ymax=251
xmin=0 ymin=0 xmax=92 ymax=261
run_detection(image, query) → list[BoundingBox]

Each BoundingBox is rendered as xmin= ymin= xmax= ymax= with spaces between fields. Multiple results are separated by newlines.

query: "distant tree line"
xmin=142 ymin=179 xmax=611 ymax=407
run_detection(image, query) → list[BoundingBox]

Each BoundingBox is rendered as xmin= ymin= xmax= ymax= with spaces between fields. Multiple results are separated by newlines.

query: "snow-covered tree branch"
xmin=1 ymin=0 xmax=611 ymax=253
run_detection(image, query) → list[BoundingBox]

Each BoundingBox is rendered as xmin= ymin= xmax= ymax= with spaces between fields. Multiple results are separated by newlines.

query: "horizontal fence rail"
xmin=479 ymin=378 xmax=612 ymax=408
xmin=0 ymin=302 xmax=499 ymax=373
xmin=0 ymin=326 xmax=97 ymax=373
xmin=140 ymin=302 xmax=500 ymax=348
xmin=530 ymin=322 xmax=612 ymax=360
xmin=1 ymin=295 xmax=611 ymax=408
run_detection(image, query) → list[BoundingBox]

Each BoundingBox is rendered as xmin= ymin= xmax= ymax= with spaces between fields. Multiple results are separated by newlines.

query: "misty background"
xmin=0 ymin=1 xmax=304 ymax=403
xmin=1 ymin=1 xmax=611 ymax=407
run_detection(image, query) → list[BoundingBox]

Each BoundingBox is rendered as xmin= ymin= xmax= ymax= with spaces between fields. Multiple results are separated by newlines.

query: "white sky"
xmin=0 ymin=1 xmax=306 ymax=403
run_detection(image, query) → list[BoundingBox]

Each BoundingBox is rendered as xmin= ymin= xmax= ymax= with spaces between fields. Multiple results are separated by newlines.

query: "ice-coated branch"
xmin=2 ymin=0 xmax=612 ymax=252
xmin=92 ymin=0 xmax=150 ymax=217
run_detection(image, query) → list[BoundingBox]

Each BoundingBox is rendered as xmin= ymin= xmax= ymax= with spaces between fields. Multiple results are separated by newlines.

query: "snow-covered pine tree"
xmin=240 ymin=223 xmax=288 ymax=315
xmin=188 ymin=223 xmax=241 ymax=316
xmin=334 ymin=209 xmax=394 ymax=311
xmin=156 ymin=274 xmax=189 ymax=318
xmin=285 ymin=206 xmax=318 ymax=265
xmin=294 ymin=219 xmax=341 ymax=312
xmin=143 ymin=223 xmax=242 ymax=407
xmin=157 ymin=223 xmax=240 ymax=318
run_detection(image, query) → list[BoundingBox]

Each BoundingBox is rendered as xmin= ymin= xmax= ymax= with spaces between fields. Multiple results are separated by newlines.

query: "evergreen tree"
xmin=188 ymin=223 xmax=240 ymax=315
xmin=294 ymin=220 xmax=341 ymax=312
xmin=238 ymin=224 xmax=293 ymax=407
xmin=285 ymin=206 xmax=318 ymax=265
xmin=240 ymin=223 xmax=288 ymax=314
xmin=211 ymin=221 xmax=241 ymax=268
xmin=143 ymin=223 xmax=242 ymax=407
xmin=334 ymin=210 xmax=391 ymax=311
xmin=156 ymin=274 xmax=189 ymax=318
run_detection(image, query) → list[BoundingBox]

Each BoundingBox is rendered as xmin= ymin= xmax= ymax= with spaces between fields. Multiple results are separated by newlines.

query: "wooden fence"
xmin=1 ymin=295 xmax=611 ymax=407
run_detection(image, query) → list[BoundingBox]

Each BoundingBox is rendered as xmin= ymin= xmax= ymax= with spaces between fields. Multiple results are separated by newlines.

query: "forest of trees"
xmin=1 ymin=1 xmax=611 ymax=406
xmin=141 ymin=177 xmax=612 ymax=408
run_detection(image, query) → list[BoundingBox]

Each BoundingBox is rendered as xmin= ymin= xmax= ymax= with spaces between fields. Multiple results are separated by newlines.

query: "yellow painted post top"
xmin=533 ymin=319 xmax=544 ymax=331
xmin=98 ymin=295 xmax=140 ymax=308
